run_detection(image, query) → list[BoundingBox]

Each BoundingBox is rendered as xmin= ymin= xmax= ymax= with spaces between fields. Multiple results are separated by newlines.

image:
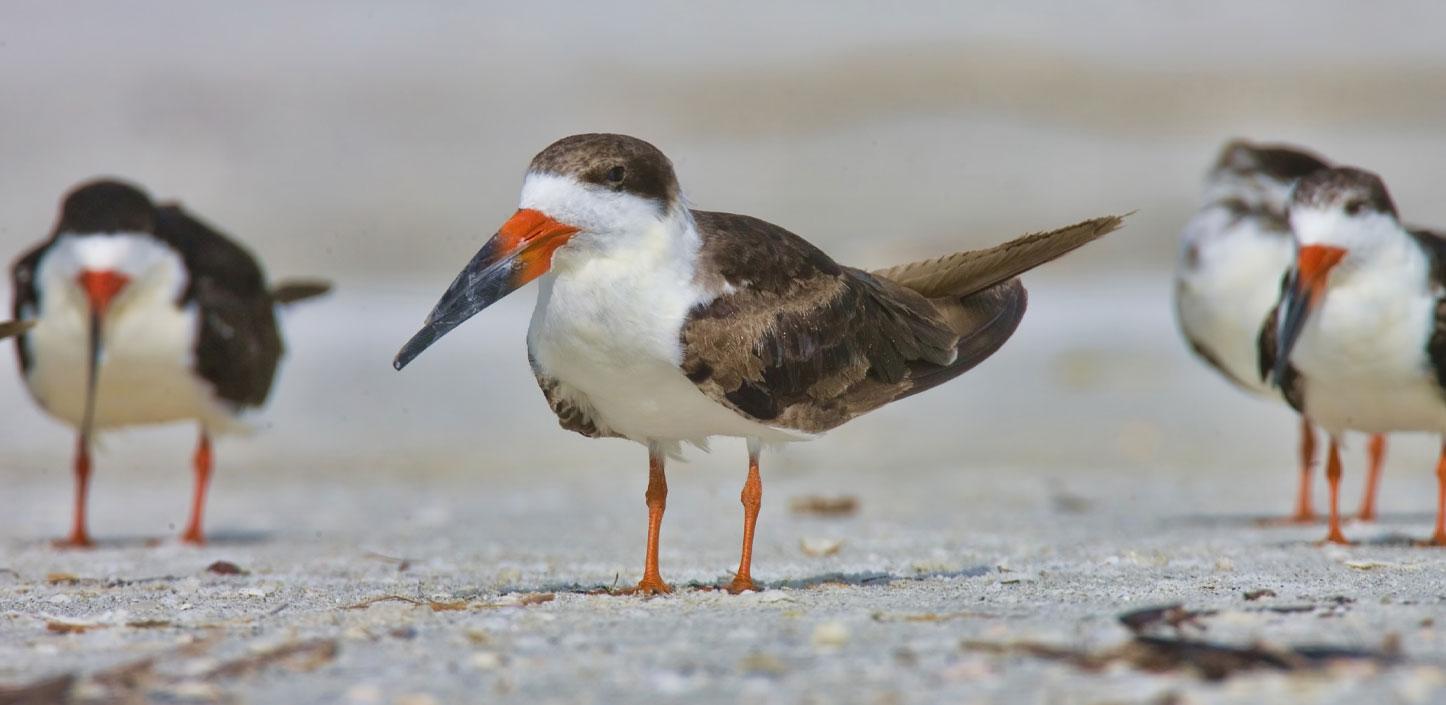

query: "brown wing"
xmin=1408 ymin=228 xmax=1446 ymax=393
xmin=154 ymin=205 xmax=283 ymax=408
xmin=1257 ymin=300 xmax=1305 ymax=412
xmin=10 ymin=241 xmax=46 ymax=373
xmin=680 ymin=210 xmax=1026 ymax=434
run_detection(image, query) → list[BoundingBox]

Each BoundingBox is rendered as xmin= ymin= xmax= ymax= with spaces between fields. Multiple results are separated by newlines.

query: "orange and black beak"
xmin=394 ymin=209 xmax=579 ymax=370
xmin=76 ymin=270 xmax=129 ymax=444
xmin=1273 ymin=245 xmax=1346 ymax=385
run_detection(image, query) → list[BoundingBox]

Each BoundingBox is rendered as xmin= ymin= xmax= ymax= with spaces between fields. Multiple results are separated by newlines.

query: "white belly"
xmin=1294 ymin=273 xmax=1446 ymax=435
xmin=526 ymin=244 xmax=807 ymax=453
xmin=1174 ymin=210 xmax=1292 ymax=395
xmin=23 ymin=238 xmax=246 ymax=434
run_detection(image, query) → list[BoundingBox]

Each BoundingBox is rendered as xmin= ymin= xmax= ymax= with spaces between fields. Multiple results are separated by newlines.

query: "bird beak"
xmin=1273 ymin=244 xmax=1346 ymax=385
xmin=394 ymin=208 xmax=580 ymax=370
xmin=76 ymin=269 xmax=130 ymax=448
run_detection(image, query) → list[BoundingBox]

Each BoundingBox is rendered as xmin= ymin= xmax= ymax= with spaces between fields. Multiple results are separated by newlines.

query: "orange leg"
xmin=1321 ymin=437 xmax=1350 ymax=545
xmin=55 ymin=436 xmax=95 ymax=549
xmin=623 ymin=446 xmax=672 ymax=595
xmin=1428 ymin=443 xmax=1446 ymax=546
xmin=180 ymin=431 xmax=212 ymax=545
xmin=1291 ymin=417 xmax=1317 ymax=522
xmin=1357 ymin=434 xmax=1386 ymax=522
xmin=727 ymin=444 xmax=763 ymax=594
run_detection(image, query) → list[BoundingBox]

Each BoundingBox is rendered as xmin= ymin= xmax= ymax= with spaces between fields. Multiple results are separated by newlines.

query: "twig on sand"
xmin=199 ymin=639 xmax=338 ymax=680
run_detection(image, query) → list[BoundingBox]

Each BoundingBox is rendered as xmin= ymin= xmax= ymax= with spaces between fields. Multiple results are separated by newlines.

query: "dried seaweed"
xmin=965 ymin=604 xmax=1401 ymax=681
xmin=0 ymin=674 xmax=73 ymax=705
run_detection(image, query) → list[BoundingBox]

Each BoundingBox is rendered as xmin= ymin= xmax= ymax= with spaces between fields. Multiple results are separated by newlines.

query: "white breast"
xmin=1175 ymin=208 xmax=1293 ymax=395
xmin=525 ymin=219 xmax=808 ymax=454
xmin=22 ymin=235 xmax=247 ymax=434
xmin=1292 ymin=242 xmax=1446 ymax=435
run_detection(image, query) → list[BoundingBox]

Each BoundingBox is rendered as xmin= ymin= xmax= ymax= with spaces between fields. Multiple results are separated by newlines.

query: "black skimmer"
xmin=394 ymin=133 xmax=1126 ymax=593
xmin=10 ymin=179 xmax=330 ymax=547
xmin=1174 ymin=140 xmax=1387 ymax=522
xmin=1265 ymin=166 xmax=1446 ymax=545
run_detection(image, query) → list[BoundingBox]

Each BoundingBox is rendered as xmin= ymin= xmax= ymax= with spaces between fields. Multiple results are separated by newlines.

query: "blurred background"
xmin=4 ymin=1 xmax=1446 ymax=538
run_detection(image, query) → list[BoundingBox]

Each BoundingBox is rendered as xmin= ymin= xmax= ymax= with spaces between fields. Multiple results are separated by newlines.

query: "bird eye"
xmin=1344 ymin=199 xmax=1364 ymax=215
xmin=606 ymin=166 xmax=626 ymax=183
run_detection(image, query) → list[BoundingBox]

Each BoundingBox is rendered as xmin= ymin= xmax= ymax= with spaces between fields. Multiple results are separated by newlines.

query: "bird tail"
xmin=271 ymin=279 xmax=333 ymax=305
xmin=871 ymin=214 xmax=1128 ymax=298
xmin=0 ymin=320 xmax=35 ymax=340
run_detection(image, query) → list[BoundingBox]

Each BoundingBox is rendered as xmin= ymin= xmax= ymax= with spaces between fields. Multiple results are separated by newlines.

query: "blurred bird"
xmin=1265 ymin=167 xmax=1446 ymax=545
xmin=395 ymin=133 xmax=1125 ymax=593
xmin=1175 ymin=140 xmax=1387 ymax=523
xmin=10 ymin=179 xmax=330 ymax=547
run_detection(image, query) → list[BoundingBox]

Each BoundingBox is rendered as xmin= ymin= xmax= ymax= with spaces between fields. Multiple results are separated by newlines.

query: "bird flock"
xmin=3 ymin=133 xmax=1442 ymax=595
xmin=1175 ymin=140 xmax=1446 ymax=548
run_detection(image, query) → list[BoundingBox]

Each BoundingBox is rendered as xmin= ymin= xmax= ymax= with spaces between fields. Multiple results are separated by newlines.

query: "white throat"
xmin=523 ymin=194 xmax=805 ymax=451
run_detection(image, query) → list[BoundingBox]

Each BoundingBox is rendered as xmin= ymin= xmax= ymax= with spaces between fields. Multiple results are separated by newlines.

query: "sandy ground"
xmin=2 ymin=276 xmax=1445 ymax=704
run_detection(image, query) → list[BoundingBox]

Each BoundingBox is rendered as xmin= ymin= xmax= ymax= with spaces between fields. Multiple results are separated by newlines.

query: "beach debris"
xmin=871 ymin=610 xmax=990 ymax=623
xmin=200 ymin=638 xmax=338 ymax=679
xmin=0 ymin=674 xmax=74 ymax=705
xmin=962 ymin=634 xmax=1395 ymax=681
xmin=1243 ymin=589 xmax=1277 ymax=601
xmin=1119 ymin=604 xmax=1213 ymax=635
xmin=205 ymin=561 xmax=246 ymax=575
xmin=1344 ymin=560 xmax=1397 ymax=570
xmin=739 ymin=652 xmax=788 ymax=676
xmin=45 ymin=619 xmax=96 ymax=635
xmin=788 ymin=495 xmax=859 ymax=517
xmin=345 ymin=592 xmax=555 ymax=611
xmin=800 ymin=537 xmax=843 ymax=557
xmin=965 ymin=603 xmax=1399 ymax=681
xmin=811 ymin=621 xmax=850 ymax=650
xmin=2 ymin=635 xmax=335 ymax=702
xmin=470 ymin=651 xmax=503 ymax=670
xmin=345 ymin=595 xmax=427 ymax=610
xmin=364 ymin=551 xmax=413 ymax=572
xmin=495 ymin=592 xmax=555 ymax=607
xmin=45 ymin=572 xmax=80 ymax=585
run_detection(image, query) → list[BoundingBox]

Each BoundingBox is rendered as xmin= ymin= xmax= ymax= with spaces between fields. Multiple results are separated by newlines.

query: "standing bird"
xmin=394 ymin=133 xmax=1125 ymax=593
xmin=1265 ymin=166 xmax=1446 ymax=545
xmin=1175 ymin=140 xmax=1387 ymax=522
xmin=11 ymin=179 xmax=330 ymax=547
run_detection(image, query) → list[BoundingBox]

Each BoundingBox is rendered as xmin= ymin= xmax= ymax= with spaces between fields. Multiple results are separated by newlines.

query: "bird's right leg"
xmin=1321 ymin=436 xmax=1350 ymax=545
xmin=55 ymin=435 xmax=95 ymax=548
xmin=1291 ymin=416 xmax=1317 ymax=522
xmin=620 ymin=444 xmax=672 ymax=595
xmin=179 ymin=430 xmax=213 ymax=545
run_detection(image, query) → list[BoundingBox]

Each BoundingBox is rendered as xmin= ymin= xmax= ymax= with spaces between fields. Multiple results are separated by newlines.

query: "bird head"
xmin=1273 ymin=167 xmax=1401 ymax=384
xmin=393 ymin=133 xmax=683 ymax=370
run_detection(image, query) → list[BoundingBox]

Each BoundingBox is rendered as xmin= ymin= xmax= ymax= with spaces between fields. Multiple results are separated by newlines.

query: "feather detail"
xmin=871 ymin=214 xmax=1128 ymax=298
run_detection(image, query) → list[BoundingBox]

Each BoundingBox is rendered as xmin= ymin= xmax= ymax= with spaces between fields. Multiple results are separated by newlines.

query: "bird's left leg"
xmin=1426 ymin=441 xmax=1446 ymax=546
xmin=727 ymin=439 xmax=763 ymax=594
xmin=180 ymin=429 xmax=212 ymax=545
xmin=1356 ymin=434 xmax=1386 ymax=521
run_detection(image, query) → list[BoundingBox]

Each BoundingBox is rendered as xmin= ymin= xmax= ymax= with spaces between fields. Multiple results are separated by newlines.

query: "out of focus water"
xmin=4 ymin=2 xmax=1446 ymax=508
